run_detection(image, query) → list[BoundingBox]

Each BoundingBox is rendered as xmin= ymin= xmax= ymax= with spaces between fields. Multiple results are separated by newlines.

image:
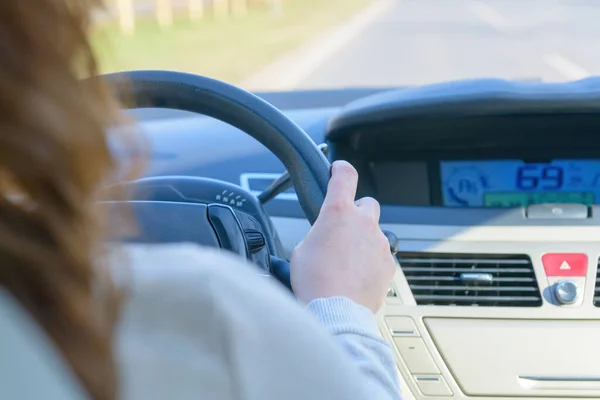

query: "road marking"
xmin=242 ymin=0 xmax=393 ymax=90
xmin=543 ymin=53 xmax=590 ymax=81
xmin=468 ymin=1 xmax=510 ymax=32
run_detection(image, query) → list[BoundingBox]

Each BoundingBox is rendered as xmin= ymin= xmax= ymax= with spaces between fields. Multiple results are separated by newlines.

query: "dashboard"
xmin=132 ymin=77 xmax=600 ymax=400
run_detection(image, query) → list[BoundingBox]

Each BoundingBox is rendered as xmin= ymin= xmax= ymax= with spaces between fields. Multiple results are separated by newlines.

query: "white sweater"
xmin=115 ymin=244 xmax=402 ymax=400
xmin=0 ymin=243 xmax=402 ymax=399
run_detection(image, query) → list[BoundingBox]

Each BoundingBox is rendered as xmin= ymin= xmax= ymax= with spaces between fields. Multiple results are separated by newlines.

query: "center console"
xmin=319 ymin=79 xmax=600 ymax=400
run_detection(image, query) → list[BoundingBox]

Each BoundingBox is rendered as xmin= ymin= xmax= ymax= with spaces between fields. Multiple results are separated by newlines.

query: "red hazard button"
xmin=542 ymin=253 xmax=588 ymax=277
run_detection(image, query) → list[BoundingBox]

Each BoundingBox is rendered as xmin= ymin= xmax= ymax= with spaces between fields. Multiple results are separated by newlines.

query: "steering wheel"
xmin=103 ymin=70 xmax=331 ymax=290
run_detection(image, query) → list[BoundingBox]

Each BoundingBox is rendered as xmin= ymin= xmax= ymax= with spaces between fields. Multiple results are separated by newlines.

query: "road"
xmin=289 ymin=0 xmax=600 ymax=89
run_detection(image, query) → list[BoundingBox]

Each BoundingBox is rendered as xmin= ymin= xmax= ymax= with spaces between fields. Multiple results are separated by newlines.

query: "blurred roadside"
xmin=94 ymin=0 xmax=372 ymax=84
xmin=96 ymin=1 xmax=285 ymax=25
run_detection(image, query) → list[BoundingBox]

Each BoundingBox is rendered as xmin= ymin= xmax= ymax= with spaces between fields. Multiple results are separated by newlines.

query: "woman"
xmin=0 ymin=1 xmax=400 ymax=399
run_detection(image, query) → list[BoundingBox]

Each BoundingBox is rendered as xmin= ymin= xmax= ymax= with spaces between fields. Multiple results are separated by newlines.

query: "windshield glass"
xmin=95 ymin=0 xmax=596 ymax=91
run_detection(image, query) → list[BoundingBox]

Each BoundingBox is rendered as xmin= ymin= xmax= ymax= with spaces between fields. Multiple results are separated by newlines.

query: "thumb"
xmin=323 ymin=160 xmax=358 ymax=208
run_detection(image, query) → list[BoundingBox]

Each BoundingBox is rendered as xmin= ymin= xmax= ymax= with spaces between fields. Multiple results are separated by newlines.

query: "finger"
xmin=323 ymin=160 xmax=359 ymax=208
xmin=355 ymin=196 xmax=380 ymax=222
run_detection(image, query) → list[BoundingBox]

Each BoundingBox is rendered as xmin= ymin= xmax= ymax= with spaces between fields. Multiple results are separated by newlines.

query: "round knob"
xmin=555 ymin=280 xmax=578 ymax=305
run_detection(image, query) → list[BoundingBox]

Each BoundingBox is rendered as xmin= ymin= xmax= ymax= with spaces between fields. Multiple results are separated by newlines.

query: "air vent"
xmin=398 ymin=253 xmax=542 ymax=307
xmin=594 ymin=259 xmax=600 ymax=307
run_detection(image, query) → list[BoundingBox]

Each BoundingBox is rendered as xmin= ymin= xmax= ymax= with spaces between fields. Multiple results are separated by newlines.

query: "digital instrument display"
xmin=440 ymin=160 xmax=600 ymax=207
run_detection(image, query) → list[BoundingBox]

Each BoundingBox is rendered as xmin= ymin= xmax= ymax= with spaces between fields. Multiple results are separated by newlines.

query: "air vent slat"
xmin=402 ymin=267 xmax=532 ymax=274
xmin=410 ymin=285 xmax=539 ymax=292
xmin=398 ymin=258 xmax=530 ymax=265
xmin=594 ymin=260 xmax=600 ymax=307
xmin=414 ymin=295 xmax=541 ymax=303
xmin=405 ymin=276 xmax=536 ymax=283
xmin=398 ymin=253 xmax=542 ymax=307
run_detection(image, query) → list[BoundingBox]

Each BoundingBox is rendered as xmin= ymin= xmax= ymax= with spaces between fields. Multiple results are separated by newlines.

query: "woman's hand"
xmin=290 ymin=161 xmax=397 ymax=313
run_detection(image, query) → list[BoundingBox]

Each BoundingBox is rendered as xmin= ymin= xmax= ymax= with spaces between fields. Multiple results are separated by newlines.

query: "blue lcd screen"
xmin=440 ymin=160 xmax=600 ymax=207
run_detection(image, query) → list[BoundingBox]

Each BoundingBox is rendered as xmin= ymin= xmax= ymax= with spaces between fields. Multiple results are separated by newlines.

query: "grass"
xmin=94 ymin=0 xmax=372 ymax=84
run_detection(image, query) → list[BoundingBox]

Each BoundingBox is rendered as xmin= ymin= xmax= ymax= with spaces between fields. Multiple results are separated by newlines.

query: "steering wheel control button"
xmin=207 ymin=204 xmax=248 ymax=258
xmin=527 ymin=203 xmax=588 ymax=219
xmin=244 ymin=230 xmax=266 ymax=253
xmin=554 ymin=280 xmax=579 ymax=305
xmin=541 ymin=253 xmax=587 ymax=277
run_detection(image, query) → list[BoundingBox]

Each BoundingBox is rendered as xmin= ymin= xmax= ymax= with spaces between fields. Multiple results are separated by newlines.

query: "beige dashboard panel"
xmin=424 ymin=318 xmax=600 ymax=398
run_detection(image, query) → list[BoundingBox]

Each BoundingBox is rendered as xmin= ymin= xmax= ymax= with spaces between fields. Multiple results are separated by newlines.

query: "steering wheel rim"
xmin=103 ymin=70 xmax=330 ymax=224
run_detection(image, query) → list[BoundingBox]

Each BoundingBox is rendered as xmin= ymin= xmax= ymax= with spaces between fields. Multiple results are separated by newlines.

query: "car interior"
xmin=123 ymin=71 xmax=600 ymax=400
xmin=3 ymin=69 xmax=600 ymax=400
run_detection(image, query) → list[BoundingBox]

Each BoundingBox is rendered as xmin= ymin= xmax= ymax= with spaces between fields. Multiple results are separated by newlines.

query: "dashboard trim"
xmin=270 ymin=216 xmax=600 ymax=260
xmin=266 ymin=200 xmax=600 ymax=226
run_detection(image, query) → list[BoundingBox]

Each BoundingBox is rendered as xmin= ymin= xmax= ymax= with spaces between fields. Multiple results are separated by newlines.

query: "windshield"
xmin=96 ymin=0 xmax=596 ymax=91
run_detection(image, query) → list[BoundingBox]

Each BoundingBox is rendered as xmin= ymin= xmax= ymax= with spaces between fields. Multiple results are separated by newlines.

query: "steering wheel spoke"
xmin=258 ymin=143 xmax=329 ymax=204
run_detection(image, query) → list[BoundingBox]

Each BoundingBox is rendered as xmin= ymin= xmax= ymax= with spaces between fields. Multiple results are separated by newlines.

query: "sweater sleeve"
xmin=204 ymin=262 xmax=403 ymax=400
xmin=307 ymin=297 xmax=401 ymax=400
xmin=115 ymin=244 xmax=403 ymax=400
